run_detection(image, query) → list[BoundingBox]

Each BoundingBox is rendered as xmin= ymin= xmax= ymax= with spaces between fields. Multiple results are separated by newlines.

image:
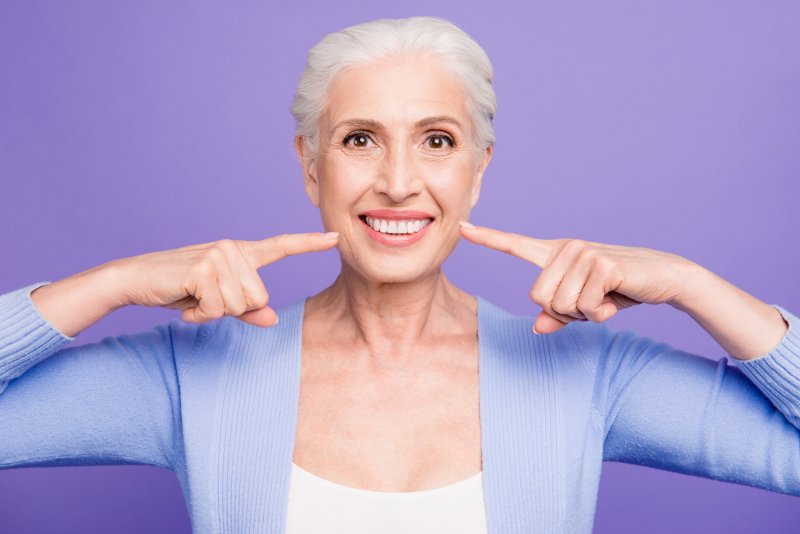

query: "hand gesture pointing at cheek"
xmin=29 ymin=231 xmax=341 ymax=339
xmin=459 ymin=222 xmax=699 ymax=334
xmin=113 ymin=232 xmax=340 ymax=328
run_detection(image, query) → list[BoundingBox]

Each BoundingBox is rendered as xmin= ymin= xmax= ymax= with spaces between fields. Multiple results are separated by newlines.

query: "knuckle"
xmin=241 ymin=275 xmax=269 ymax=309
xmin=228 ymin=302 xmax=247 ymax=317
xmin=251 ymin=292 xmax=268 ymax=309
xmin=223 ymin=291 xmax=248 ymax=316
xmin=251 ymin=286 xmax=269 ymax=308
xmin=215 ymin=238 xmax=236 ymax=250
xmin=564 ymin=239 xmax=588 ymax=255
xmin=551 ymin=300 xmax=570 ymax=315
xmin=576 ymin=300 xmax=601 ymax=322
xmin=204 ymin=305 xmax=224 ymax=320
xmin=593 ymin=255 xmax=616 ymax=273
xmin=216 ymin=239 xmax=241 ymax=257
xmin=192 ymin=258 xmax=216 ymax=279
xmin=232 ymin=240 xmax=250 ymax=261
xmin=205 ymin=246 xmax=225 ymax=264
xmin=577 ymin=246 xmax=598 ymax=263
xmin=529 ymin=284 xmax=545 ymax=304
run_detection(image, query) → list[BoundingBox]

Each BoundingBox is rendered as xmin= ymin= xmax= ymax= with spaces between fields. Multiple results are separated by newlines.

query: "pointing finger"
xmin=459 ymin=222 xmax=554 ymax=268
xmin=240 ymin=232 xmax=339 ymax=268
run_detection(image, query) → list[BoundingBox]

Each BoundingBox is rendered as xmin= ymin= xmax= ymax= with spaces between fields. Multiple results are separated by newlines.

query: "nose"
xmin=373 ymin=147 xmax=424 ymax=203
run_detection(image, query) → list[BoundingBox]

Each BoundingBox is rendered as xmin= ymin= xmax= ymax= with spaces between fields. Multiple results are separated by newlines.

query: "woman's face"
xmin=297 ymin=54 xmax=492 ymax=284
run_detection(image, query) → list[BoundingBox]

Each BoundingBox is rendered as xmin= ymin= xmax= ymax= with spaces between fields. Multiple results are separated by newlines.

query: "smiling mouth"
xmin=356 ymin=209 xmax=436 ymax=248
xmin=358 ymin=215 xmax=434 ymax=235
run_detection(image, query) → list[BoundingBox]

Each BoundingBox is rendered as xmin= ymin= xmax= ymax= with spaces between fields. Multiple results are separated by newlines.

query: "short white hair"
xmin=291 ymin=16 xmax=497 ymax=158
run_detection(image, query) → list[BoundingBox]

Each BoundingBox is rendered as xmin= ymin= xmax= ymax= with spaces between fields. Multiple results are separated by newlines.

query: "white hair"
xmin=290 ymin=16 xmax=497 ymax=158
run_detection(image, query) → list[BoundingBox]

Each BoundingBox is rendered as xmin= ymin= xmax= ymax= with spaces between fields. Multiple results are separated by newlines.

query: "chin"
xmin=348 ymin=255 xmax=441 ymax=284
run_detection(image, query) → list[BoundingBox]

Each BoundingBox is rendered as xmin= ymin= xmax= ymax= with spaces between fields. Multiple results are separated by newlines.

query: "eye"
xmin=425 ymin=134 xmax=455 ymax=150
xmin=343 ymin=132 xmax=375 ymax=149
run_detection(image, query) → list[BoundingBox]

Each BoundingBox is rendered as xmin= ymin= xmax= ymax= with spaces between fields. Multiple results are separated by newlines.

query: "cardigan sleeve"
xmin=0 ymin=282 xmax=213 ymax=471
xmin=579 ymin=304 xmax=800 ymax=495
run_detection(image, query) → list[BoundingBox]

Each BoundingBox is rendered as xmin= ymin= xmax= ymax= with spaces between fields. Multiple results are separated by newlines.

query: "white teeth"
xmin=364 ymin=216 xmax=433 ymax=235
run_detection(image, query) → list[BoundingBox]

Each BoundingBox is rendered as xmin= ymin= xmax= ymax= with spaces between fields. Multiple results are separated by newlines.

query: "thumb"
xmin=533 ymin=310 xmax=569 ymax=334
xmin=236 ymin=306 xmax=279 ymax=328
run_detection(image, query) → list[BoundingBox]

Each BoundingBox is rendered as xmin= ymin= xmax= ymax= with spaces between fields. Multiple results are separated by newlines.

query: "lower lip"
xmin=360 ymin=217 xmax=433 ymax=247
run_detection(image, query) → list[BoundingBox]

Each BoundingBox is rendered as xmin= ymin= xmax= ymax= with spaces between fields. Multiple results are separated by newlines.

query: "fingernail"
xmin=273 ymin=315 xmax=279 ymax=325
xmin=532 ymin=325 xmax=540 ymax=335
xmin=324 ymin=231 xmax=339 ymax=239
xmin=459 ymin=221 xmax=476 ymax=229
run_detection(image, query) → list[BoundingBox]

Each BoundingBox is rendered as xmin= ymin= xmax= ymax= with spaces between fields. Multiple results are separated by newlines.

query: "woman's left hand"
xmin=458 ymin=221 xmax=700 ymax=334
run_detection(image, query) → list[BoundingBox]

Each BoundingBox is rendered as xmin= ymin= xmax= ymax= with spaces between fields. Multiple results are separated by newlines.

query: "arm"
xmin=580 ymin=304 xmax=800 ymax=494
xmin=0 ymin=282 xmax=75 ymax=395
xmin=0 ymin=233 xmax=334 ymax=470
xmin=1 ymin=260 xmax=139 ymax=393
xmin=671 ymin=263 xmax=790 ymax=361
xmin=25 ymin=260 xmax=129 ymax=339
xmin=0 ymin=281 xmax=213 ymax=470
xmin=458 ymin=222 xmax=800 ymax=490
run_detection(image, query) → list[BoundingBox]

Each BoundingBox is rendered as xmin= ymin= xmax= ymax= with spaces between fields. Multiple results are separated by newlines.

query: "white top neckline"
xmin=286 ymin=461 xmax=489 ymax=533
xmin=290 ymin=462 xmax=483 ymax=497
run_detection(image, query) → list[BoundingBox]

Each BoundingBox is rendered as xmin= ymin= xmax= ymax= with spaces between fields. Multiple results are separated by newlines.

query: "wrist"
xmin=666 ymin=259 xmax=716 ymax=315
xmin=94 ymin=259 xmax=134 ymax=311
xmin=666 ymin=261 xmax=788 ymax=360
xmin=28 ymin=261 xmax=128 ymax=339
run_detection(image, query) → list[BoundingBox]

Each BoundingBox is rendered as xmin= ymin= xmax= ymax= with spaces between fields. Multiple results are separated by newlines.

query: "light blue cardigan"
xmin=2 ymin=281 xmax=800 ymax=533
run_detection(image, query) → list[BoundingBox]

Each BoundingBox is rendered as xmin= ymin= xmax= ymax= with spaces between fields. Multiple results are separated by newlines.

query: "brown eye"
xmin=427 ymin=135 xmax=454 ymax=150
xmin=344 ymin=133 xmax=373 ymax=148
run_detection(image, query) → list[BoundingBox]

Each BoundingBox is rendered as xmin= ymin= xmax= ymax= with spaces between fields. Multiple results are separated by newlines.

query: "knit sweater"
xmin=2 ymin=281 xmax=800 ymax=533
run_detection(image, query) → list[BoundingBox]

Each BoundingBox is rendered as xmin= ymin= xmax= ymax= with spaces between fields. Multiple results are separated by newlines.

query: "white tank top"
xmin=285 ymin=462 xmax=488 ymax=533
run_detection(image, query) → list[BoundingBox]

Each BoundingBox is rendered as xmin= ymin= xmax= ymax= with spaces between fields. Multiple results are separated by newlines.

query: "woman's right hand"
xmin=113 ymin=232 xmax=339 ymax=327
xmin=31 ymin=231 xmax=338 ymax=337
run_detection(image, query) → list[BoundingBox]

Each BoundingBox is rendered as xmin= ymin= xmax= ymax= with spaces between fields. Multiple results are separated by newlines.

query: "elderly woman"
xmin=1 ymin=16 xmax=798 ymax=534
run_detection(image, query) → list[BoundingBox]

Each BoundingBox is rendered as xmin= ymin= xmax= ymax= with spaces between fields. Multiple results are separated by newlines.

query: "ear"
xmin=295 ymin=135 xmax=320 ymax=207
xmin=470 ymin=144 xmax=493 ymax=208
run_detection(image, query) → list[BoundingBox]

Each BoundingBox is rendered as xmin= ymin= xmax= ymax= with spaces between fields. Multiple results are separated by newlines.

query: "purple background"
xmin=1 ymin=1 xmax=798 ymax=532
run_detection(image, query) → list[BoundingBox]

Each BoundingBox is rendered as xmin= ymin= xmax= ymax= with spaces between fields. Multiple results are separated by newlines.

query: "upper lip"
xmin=360 ymin=209 xmax=435 ymax=220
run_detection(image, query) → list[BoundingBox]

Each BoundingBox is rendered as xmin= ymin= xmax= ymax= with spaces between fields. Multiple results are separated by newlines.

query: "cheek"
xmin=317 ymin=159 xmax=375 ymax=226
xmin=318 ymin=158 xmax=355 ymax=197
xmin=422 ymin=162 xmax=476 ymax=210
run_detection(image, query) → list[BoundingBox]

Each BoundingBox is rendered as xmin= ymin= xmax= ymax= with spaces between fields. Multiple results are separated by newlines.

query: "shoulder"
xmin=166 ymin=297 xmax=306 ymax=375
xmin=477 ymin=295 xmax=639 ymax=374
xmin=477 ymin=296 xmax=596 ymax=370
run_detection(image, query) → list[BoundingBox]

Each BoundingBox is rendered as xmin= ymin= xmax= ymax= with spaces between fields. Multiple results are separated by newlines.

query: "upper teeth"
xmin=365 ymin=217 xmax=432 ymax=235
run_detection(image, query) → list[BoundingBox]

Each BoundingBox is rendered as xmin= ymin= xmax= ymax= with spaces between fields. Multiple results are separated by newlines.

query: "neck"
xmin=306 ymin=261 xmax=476 ymax=361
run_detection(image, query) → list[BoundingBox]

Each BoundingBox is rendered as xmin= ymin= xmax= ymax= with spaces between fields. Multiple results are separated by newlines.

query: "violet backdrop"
xmin=1 ymin=1 xmax=798 ymax=532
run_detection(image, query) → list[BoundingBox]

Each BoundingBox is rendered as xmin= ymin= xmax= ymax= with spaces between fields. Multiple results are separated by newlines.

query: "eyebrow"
xmin=415 ymin=115 xmax=464 ymax=131
xmin=330 ymin=119 xmax=383 ymax=135
xmin=329 ymin=115 xmax=464 ymax=135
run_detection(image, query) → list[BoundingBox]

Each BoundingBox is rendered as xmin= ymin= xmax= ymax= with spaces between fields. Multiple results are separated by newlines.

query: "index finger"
xmin=459 ymin=222 xmax=553 ymax=268
xmin=240 ymin=231 xmax=339 ymax=267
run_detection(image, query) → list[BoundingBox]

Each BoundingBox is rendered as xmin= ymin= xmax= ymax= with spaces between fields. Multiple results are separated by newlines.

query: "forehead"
xmin=322 ymin=55 xmax=470 ymax=131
